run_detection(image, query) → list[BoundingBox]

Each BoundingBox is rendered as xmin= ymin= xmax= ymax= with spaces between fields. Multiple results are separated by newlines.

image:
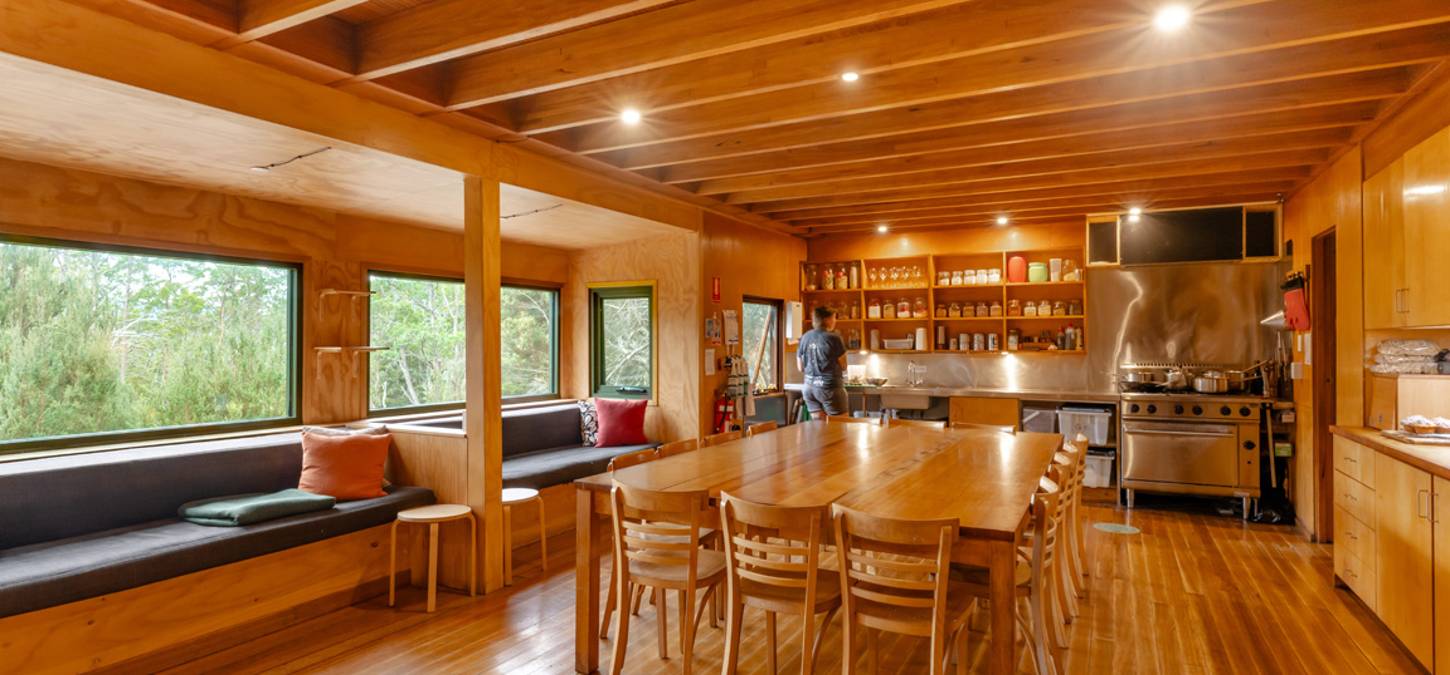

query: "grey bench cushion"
xmin=0 ymin=486 xmax=433 ymax=618
xmin=502 ymin=443 xmax=658 ymax=490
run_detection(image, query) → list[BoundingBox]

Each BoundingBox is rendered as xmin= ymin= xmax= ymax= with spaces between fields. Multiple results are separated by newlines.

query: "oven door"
xmin=1121 ymin=420 xmax=1240 ymax=487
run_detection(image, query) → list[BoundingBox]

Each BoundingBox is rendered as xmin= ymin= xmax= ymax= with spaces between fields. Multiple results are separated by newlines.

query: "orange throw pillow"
xmin=298 ymin=431 xmax=391 ymax=500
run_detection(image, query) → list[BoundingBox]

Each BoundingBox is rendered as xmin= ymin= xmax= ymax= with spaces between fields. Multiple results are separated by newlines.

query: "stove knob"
xmin=1174 ymin=405 xmax=1184 ymax=415
xmin=1147 ymin=404 xmax=1158 ymax=414
xmin=1220 ymin=406 xmax=1232 ymax=416
xmin=1239 ymin=406 xmax=1252 ymax=417
xmin=1129 ymin=404 xmax=1140 ymax=414
xmin=1192 ymin=405 xmax=1204 ymax=415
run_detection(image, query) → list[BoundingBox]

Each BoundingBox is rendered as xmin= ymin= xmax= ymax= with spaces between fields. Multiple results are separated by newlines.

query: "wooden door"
xmin=1435 ymin=476 xmax=1449 ymax=675
xmin=1403 ymin=127 xmax=1450 ymax=327
xmin=1361 ymin=159 xmax=1404 ymax=330
xmin=1373 ymin=452 xmax=1435 ymax=669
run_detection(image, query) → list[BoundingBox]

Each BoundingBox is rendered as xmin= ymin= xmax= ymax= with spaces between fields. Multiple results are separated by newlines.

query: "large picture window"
xmin=0 ymin=236 xmax=299 ymax=452
xmin=741 ymin=298 xmax=782 ymax=394
xmin=369 ymin=273 xmax=558 ymax=412
xmin=590 ymin=284 xmax=654 ymax=399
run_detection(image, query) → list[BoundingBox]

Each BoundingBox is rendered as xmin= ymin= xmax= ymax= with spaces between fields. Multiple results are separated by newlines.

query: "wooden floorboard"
xmin=167 ymin=501 xmax=1422 ymax=675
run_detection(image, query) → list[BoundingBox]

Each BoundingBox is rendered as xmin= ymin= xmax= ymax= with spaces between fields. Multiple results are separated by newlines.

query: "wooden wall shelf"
xmin=801 ymin=248 xmax=1088 ymax=354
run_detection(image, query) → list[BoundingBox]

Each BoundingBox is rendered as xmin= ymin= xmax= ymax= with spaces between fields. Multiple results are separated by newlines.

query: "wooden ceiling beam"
xmin=557 ymin=1 xmax=1450 ymax=154
xmin=350 ymin=0 xmax=675 ymax=82
xmin=508 ymin=0 xmax=1269 ymax=134
xmin=721 ymin=127 xmax=1348 ymax=204
xmin=792 ymin=185 xmax=1300 ymax=229
xmin=661 ymin=70 xmax=1407 ymax=184
xmin=443 ymin=0 xmax=973 ymax=109
xmin=228 ymin=0 xmax=368 ymax=43
xmin=591 ymin=23 xmax=1450 ymax=169
xmin=768 ymin=167 xmax=1312 ymax=222
xmin=693 ymin=106 xmax=1373 ymax=196
xmin=806 ymin=192 xmax=1286 ymax=234
xmin=749 ymin=149 xmax=1326 ymax=213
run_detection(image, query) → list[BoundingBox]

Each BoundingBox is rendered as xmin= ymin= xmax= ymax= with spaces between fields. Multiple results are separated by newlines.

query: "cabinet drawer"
xmin=1334 ymin=505 xmax=1376 ymax=570
xmin=1335 ymin=472 xmax=1376 ymax=526
xmin=1333 ymin=436 xmax=1375 ymax=489
xmin=1337 ymin=546 xmax=1377 ymax=611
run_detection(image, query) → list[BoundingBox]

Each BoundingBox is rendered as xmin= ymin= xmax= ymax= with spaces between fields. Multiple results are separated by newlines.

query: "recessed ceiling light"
xmin=876 ymin=224 xmax=890 ymax=233
xmin=1128 ymin=214 xmax=1142 ymax=223
xmin=1405 ymin=184 xmax=1447 ymax=196
xmin=840 ymin=71 xmax=860 ymax=83
xmin=1129 ymin=206 xmax=1143 ymax=216
xmin=996 ymin=215 xmax=1010 ymax=226
xmin=1153 ymin=5 xmax=1191 ymax=32
xmin=620 ymin=108 xmax=642 ymax=125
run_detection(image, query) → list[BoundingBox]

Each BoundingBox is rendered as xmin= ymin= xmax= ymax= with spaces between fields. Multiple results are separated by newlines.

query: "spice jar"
xmin=988 ymin=268 xmax=1002 ymax=285
xmin=987 ymin=332 xmax=999 ymax=351
xmin=935 ymin=303 xmax=946 ymax=318
xmin=805 ymin=265 xmax=817 ymax=291
xmin=1008 ymin=299 xmax=1022 ymax=317
xmin=949 ymin=301 xmax=962 ymax=318
xmin=938 ymin=271 xmax=950 ymax=286
xmin=989 ymin=301 xmax=1003 ymax=317
xmin=975 ymin=301 xmax=989 ymax=317
xmin=896 ymin=297 xmax=911 ymax=318
xmin=951 ymin=271 xmax=963 ymax=286
xmin=1008 ymin=329 xmax=1020 ymax=351
xmin=1053 ymin=300 xmax=1066 ymax=317
xmin=883 ymin=300 xmax=896 ymax=319
xmin=913 ymin=297 xmax=928 ymax=318
xmin=1068 ymin=300 xmax=1082 ymax=316
xmin=1024 ymin=301 xmax=1038 ymax=317
xmin=1037 ymin=300 xmax=1052 ymax=316
xmin=868 ymin=298 xmax=882 ymax=319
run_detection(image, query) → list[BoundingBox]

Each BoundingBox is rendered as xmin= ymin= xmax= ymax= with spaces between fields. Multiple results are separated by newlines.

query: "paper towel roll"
xmin=915 ymin=327 xmax=929 ymax=351
xmin=869 ymin=329 xmax=881 ymax=350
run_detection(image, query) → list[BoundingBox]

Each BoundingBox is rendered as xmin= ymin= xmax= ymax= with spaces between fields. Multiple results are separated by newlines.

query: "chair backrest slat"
xmin=608 ymin=448 xmax=657 ymax=472
xmin=720 ymin=493 xmax=825 ymax=594
xmin=610 ymin=481 xmax=711 ymax=582
xmin=832 ymin=505 xmax=957 ymax=615
xmin=746 ymin=421 xmax=779 ymax=437
xmin=703 ymin=430 xmax=743 ymax=447
xmin=656 ymin=438 xmax=699 ymax=458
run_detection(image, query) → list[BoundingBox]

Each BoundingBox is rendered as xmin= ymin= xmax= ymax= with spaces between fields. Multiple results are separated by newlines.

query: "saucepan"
xmin=1193 ymin=370 xmax=1231 ymax=394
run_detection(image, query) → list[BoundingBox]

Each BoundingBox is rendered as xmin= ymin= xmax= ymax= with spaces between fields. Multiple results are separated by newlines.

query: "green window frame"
xmin=741 ymin=297 xmax=783 ymax=394
xmin=367 ymin=272 xmax=560 ymax=415
xmin=0 ymin=234 xmax=302 ymax=455
xmin=589 ymin=283 xmax=655 ymax=400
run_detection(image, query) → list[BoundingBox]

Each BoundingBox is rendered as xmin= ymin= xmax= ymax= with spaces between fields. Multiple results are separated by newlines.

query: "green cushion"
xmin=179 ymin=489 xmax=336 ymax=527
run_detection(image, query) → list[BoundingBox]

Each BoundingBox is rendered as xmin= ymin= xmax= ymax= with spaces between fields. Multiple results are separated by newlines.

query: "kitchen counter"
xmin=1332 ymin=425 xmax=1450 ymax=480
xmin=784 ymin=382 xmax=1119 ymax=403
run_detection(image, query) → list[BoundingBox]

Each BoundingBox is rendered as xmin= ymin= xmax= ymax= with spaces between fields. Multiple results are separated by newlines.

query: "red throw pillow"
xmin=594 ymin=397 xmax=648 ymax=447
xmin=298 ymin=431 xmax=391 ymax=500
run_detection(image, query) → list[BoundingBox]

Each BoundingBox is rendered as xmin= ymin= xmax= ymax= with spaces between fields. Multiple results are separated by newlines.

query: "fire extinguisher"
xmin=713 ymin=395 xmax=733 ymax=434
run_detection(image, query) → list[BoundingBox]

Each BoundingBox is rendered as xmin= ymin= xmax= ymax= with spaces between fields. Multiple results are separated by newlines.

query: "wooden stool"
xmin=502 ymin=487 xmax=547 ymax=586
xmin=389 ymin=504 xmax=475 ymax=613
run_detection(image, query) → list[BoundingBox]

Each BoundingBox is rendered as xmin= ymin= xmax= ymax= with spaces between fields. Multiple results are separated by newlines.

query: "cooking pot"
xmin=1193 ymin=370 xmax=1231 ymax=394
xmin=1164 ymin=367 xmax=1189 ymax=391
xmin=1121 ymin=369 xmax=1167 ymax=387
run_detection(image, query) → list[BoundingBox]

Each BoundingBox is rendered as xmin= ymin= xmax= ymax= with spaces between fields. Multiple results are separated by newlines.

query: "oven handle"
xmin=1123 ymin=423 xmax=1235 ymax=438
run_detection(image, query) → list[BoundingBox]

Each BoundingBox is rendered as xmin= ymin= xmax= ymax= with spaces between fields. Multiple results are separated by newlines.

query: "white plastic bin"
xmin=1057 ymin=407 xmax=1113 ymax=446
xmin=1083 ymin=453 xmax=1114 ymax=488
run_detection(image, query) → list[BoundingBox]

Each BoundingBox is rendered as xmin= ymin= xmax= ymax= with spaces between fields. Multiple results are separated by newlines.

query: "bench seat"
xmin=0 ymin=486 xmax=431 ymax=618
xmin=502 ymin=443 xmax=658 ymax=490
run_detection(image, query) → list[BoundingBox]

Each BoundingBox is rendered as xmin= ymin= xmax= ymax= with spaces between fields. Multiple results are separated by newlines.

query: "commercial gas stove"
xmin=1117 ymin=366 xmax=1268 ymax=517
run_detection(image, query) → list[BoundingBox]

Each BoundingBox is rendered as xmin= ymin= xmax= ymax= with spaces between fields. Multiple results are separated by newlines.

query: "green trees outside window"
xmin=0 ymin=237 xmax=298 ymax=452
xmin=368 ymin=273 xmax=558 ymax=411
xmin=590 ymin=284 xmax=654 ymax=399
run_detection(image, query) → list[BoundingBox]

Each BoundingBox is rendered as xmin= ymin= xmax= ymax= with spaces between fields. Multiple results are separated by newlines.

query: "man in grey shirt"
xmin=797 ymin=305 xmax=849 ymax=416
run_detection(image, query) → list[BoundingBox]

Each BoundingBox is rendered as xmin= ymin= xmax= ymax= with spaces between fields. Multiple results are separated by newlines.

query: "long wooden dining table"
xmin=572 ymin=420 xmax=1063 ymax=674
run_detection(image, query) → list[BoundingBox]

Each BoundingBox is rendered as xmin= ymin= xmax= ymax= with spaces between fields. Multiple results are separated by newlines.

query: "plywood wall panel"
xmin=806 ymin=222 xmax=1084 ymax=261
xmin=564 ymin=229 xmax=702 ymax=441
xmin=699 ymin=212 xmax=807 ymax=435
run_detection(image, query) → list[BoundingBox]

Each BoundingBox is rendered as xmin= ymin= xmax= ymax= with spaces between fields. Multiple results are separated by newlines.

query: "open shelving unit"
xmin=799 ymin=247 xmax=1088 ymax=355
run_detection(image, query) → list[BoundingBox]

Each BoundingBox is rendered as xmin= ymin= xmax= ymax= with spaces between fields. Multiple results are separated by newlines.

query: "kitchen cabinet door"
xmin=1435 ymin=476 xmax=1449 ymax=675
xmin=1373 ymin=452 xmax=1435 ymax=670
xmin=947 ymin=397 xmax=1020 ymax=430
xmin=1362 ymin=159 xmax=1405 ymax=330
xmin=1402 ymin=127 xmax=1450 ymax=327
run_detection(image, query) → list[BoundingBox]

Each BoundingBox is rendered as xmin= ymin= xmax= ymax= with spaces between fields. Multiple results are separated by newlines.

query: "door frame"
xmin=1311 ymin=229 xmax=1337 ymax=541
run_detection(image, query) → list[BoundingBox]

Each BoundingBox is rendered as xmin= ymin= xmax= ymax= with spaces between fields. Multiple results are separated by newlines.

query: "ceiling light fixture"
xmin=620 ymin=108 xmax=642 ymax=125
xmin=840 ymin=71 xmax=860 ymax=83
xmin=1153 ymin=5 xmax=1191 ymax=32
xmin=1405 ymin=184 xmax=1447 ymax=196
xmin=1129 ymin=206 xmax=1143 ymax=216
xmin=996 ymin=215 xmax=1010 ymax=226
xmin=1128 ymin=214 xmax=1142 ymax=223
xmin=876 ymin=224 xmax=890 ymax=233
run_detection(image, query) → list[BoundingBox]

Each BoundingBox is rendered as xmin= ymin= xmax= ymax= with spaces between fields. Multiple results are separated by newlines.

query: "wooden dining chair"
xmin=608 ymin=482 xmax=726 ymax=675
xmin=959 ymin=467 xmax=1069 ymax=675
xmin=657 ymin=438 xmax=699 ymax=458
xmin=703 ymin=430 xmax=744 ymax=446
xmin=745 ymin=420 xmax=779 ymax=437
xmin=608 ymin=447 xmax=658 ymax=472
xmin=832 ymin=504 xmax=975 ymax=675
xmin=948 ymin=421 xmax=1015 ymax=433
xmin=719 ymin=493 xmax=840 ymax=675
xmin=886 ymin=418 xmax=947 ymax=429
xmin=1059 ymin=435 xmax=1090 ymax=604
xmin=826 ymin=415 xmax=881 ymax=425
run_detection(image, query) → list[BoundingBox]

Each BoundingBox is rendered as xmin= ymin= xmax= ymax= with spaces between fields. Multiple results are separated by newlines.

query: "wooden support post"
xmin=464 ymin=175 xmax=505 ymax=593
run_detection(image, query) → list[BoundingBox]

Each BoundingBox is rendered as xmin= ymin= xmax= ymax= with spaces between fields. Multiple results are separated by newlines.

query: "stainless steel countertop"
xmin=784 ymin=382 xmax=1120 ymax=403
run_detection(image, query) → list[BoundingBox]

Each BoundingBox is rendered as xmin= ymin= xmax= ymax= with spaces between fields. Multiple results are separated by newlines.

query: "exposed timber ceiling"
xmin=58 ymin=0 xmax=1450 ymax=235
